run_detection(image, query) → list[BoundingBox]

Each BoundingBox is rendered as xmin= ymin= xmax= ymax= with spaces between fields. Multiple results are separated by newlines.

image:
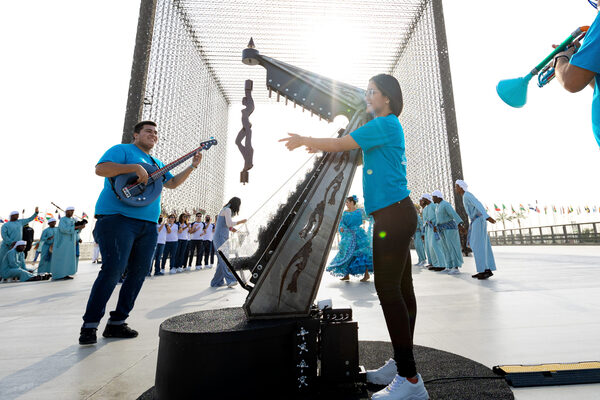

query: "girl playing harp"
xmin=280 ymin=74 xmax=429 ymax=400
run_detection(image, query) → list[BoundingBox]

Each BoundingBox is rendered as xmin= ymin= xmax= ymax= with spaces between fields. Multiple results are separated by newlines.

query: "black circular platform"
xmin=140 ymin=308 xmax=513 ymax=400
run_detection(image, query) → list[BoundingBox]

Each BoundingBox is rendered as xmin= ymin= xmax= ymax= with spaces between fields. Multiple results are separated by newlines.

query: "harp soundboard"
xmin=238 ymin=39 xmax=369 ymax=319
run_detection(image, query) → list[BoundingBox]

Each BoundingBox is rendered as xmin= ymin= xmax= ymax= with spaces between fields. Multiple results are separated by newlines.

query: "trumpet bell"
xmin=496 ymin=74 xmax=533 ymax=108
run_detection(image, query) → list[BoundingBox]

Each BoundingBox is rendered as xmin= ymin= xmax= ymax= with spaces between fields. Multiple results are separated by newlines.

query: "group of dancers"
xmin=1 ymin=207 xmax=85 ymax=282
xmin=326 ymin=182 xmax=499 ymax=285
xmin=413 ymin=187 xmax=497 ymax=279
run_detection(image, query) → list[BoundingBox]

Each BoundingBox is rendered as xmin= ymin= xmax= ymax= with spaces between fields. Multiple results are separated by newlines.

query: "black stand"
xmin=154 ymin=307 xmax=364 ymax=399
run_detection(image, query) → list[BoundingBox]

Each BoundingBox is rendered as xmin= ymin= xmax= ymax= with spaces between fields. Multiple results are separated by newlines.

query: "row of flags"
xmin=486 ymin=203 xmax=598 ymax=215
xmin=1 ymin=211 xmax=89 ymax=224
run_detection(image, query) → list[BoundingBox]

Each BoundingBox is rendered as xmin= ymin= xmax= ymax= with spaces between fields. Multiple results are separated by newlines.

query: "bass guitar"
xmin=111 ymin=138 xmax=217 ymax=207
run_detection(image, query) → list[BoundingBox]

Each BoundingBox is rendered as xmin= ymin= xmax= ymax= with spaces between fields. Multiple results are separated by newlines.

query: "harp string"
xmin=223 ymin=127 xmax=345 ymax=281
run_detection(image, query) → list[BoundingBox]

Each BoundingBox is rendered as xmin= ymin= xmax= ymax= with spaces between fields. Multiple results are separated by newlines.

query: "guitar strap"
xmin=108 ymin=177 xmax=122 ymax=200
xmin=147 ymin=155 xmax=168 ymax=183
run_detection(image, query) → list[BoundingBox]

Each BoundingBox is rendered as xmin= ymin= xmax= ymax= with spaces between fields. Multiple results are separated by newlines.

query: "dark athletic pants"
xmin=162 ymin=241 xmax=178 ymax=270
xmin=174 ymin=239 xmax=188 ymax=269
xmin=187 ymin=239 xmax=204 ymax=266
xmin=371 ymin=197 xmax=418 ymax=378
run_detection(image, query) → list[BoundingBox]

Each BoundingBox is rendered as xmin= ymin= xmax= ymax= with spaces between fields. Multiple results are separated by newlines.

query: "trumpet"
xmin=496 ymin=26 xmax=589 ymax=108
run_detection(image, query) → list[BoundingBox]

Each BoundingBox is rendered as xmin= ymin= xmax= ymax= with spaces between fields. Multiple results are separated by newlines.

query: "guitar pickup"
xmin=122 ymin=187 xmax=132 ymax=198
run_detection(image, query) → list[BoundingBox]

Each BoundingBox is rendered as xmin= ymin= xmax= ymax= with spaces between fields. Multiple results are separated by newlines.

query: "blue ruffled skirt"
xmin=327 ymin=228 xmax=373 ymax=277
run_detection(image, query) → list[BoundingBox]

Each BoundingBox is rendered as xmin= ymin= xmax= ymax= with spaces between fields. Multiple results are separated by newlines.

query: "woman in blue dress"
xmin=327 ymin=195 xmax=373 ymax=282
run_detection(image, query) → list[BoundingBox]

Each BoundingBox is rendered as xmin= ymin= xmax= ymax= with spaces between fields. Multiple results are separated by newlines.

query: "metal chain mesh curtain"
xmin=138 ymin=0 xmax=229 ymax=216
xmin=392 ymin=0 xmax=464 ymax=214
xmin=125 ymin=0 xmax=463 ymax=217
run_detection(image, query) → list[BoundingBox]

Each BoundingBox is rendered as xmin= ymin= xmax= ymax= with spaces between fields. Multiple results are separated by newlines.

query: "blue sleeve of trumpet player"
xmin=570 ymin=13 xmax=600 ymax=148
xmin=571 ymin=13 xmax=600 ymax=74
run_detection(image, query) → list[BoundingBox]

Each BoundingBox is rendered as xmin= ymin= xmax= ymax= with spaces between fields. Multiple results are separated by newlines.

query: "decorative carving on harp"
xmin=226 ymin=39 xmax=369 ymax=319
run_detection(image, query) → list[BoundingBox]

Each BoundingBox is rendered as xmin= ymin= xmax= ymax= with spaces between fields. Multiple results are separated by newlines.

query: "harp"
xmin=224 ymin=39 xmax=370 ymax=319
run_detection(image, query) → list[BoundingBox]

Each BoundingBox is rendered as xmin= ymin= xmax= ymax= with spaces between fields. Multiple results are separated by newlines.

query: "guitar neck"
xmin=150 ymin=143 xmax=207 ymax=180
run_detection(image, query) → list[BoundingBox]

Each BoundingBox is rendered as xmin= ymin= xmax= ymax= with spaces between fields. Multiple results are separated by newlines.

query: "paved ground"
xmin=1 ymin=245 xmax=599 ymax=399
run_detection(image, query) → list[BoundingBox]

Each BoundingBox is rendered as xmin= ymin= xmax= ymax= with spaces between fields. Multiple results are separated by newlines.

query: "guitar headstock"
xmin=200 ymin=137 xmax=218 ymax=150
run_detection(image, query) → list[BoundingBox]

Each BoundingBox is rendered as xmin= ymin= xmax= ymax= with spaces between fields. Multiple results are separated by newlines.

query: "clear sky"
xmin=1 ymin=0 xmax=599 ymax=238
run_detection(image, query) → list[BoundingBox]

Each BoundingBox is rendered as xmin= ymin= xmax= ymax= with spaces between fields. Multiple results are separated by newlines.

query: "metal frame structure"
xmin=123 ymin=0 xmax=229 ymax=216
xmin=123 ymin=0 xmax=464 ymax=219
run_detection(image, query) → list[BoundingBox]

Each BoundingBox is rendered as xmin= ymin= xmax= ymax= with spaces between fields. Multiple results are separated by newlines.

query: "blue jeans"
xmin=81 ymin=214 xmax=157 ymax=328
xmin=153 ymin=243 xmax=165 ymax=274
xmin=203 ymin=240 xmax=215 ymax=265
xmin=162 ymin=241 xmax=178 ymax=270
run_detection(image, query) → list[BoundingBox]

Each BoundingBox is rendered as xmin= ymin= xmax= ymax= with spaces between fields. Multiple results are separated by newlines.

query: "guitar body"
xmin=111 ymin=163 xmax=164 ymax=207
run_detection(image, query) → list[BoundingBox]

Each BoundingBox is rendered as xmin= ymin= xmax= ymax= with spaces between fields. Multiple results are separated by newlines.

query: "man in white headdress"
xmin=412 ymin=204 xmax=427 ymax=267
xmin=38 ymin=218 xmax=58 ymax=275
xmin=0 ymin=208 xmax=39 ymax=264
xmin=50 ymin=207 xmax=83 ymax=280
xmin=0 ymin=241 xmax=49 ymax=282
xmin=432 ymin=190 xmax=464 ymax=274
xmin=455 ymin=180 xmax=497 ymax=279
xmin=420 ymin=194 xmax=446 ymax=271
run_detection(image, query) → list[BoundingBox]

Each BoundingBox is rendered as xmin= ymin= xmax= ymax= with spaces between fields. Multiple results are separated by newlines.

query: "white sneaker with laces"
xmin=160 ymin=269 xmax=165 ymax=274
xmin=366 ymin=358 xmax=397 ymax=385
xmin=195 ymin=265 xmax=203 ymax=271
xmin=371 ymin=373 xmax=429 ymax=400
xmin=227 ymin=281 xmax=238 ymax=288
xmin=177 ymin=267 xmax=183 ymax=273
xmin=184 ymin=267 xmax=191 ymax=272
xmin=169 ymin=269 xmax=176 ymax=275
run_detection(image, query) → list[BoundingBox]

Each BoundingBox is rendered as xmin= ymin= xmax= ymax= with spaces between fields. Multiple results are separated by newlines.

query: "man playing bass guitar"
xmin=79 ymin=120 xmax=202 ymax=345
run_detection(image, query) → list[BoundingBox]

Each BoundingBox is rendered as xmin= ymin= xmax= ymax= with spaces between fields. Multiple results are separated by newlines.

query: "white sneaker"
xmin=366 ymin=358 xmax=397 ymax=385
xmin=204 ymin=264 xmax=213 ymax=269
xmin=160 ymin=269 xmax=165 ymax=274
xmin=227 ymin=281 xmax=238 ymax=288
xmin=371 ymin=373 xmax=429 ymax=400
xmin=177 ymin=267 xmax=183 ymax=273
xmin=184 ymin=267 xmax=191 ymax=272
xmin=169 ymin=269 xmax=176 ymax=275
xmin=195 ymin=265 xmax=203 ymax=271
xmin=448 ymin=268 xmax=460 ymax=275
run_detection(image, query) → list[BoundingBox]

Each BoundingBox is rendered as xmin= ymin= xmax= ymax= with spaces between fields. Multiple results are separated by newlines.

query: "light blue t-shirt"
xmin=350 ymin=114 xmax=410 ymax=215
xmin=94 ymin=144 xmax=173 ymax=223
xmin=570 ymin=12 xmax=600 ymax=148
